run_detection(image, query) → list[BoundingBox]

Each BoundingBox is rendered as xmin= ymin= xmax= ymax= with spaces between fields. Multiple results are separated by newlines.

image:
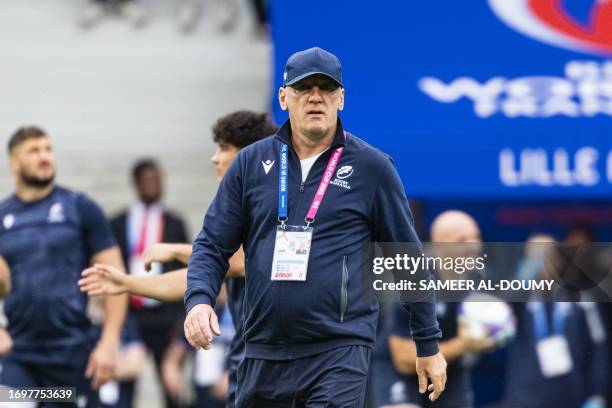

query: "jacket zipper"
xmin=340 ymin=255 xmax=348 ymax=322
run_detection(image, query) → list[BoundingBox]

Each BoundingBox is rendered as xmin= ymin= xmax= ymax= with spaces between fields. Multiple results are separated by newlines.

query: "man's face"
xmin=135 ymin=167 xmax=162 ymax=205
xmin=278 ymin=75 xmax=344 ymax=140
xmin=211 ymin=143 xmax=240 ymax=181
xmin=10 ymin=136 xmax=56 ymax=188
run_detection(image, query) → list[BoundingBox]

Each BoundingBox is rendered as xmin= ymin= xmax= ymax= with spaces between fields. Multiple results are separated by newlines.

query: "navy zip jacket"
xmin=185 ymin=118 xmax=441 ymax=359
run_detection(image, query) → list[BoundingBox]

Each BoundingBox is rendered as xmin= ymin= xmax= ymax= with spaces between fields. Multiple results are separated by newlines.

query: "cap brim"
xmin=285 ymin=71 xmax=343 ymax=87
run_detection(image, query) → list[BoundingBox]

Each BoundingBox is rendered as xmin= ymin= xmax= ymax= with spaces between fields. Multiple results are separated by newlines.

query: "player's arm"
xmin=0 ymin=256 xmax=11 ymax=298
xmin=226 ymin=246 xmax=245 ymax=278
xmin=145 ymin=243 xmax=245 ymax=278
xmin=80 ymin=265 xmax=187 ymax=302
xmin=114 ymin=343 xmax=147 ymax=381
xmin=77 ymin=194 xmax=128 ymax=388
xmin=161 ymin=340 xmax=188 ymax=401
xmin=144 ymin=243 xmax=192 ymax=271
xmin=91 ymin=248 xmax=128 ymax=348
xmin=84 ymin=247 xmax=128 ymax=389
xmin=80 ymin=249 xmax=244 ymax=300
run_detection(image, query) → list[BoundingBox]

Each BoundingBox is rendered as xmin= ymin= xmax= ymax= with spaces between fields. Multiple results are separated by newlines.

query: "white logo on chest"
xmin=2 ymin=214 xmax=14 ymax=230
xmin=330 ymin=165 xmax=353 ymax=190
xmin=336 ymin=165 xmax=353 ymax=179
xmin=262 ymin=160 xmax=275 ymax=175
xmin=48 ymin=203 xmax=65 ymax=223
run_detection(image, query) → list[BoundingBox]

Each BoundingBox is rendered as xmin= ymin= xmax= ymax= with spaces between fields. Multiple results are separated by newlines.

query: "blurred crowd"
xmin=78 ymin=0 xmax=269 ymax=35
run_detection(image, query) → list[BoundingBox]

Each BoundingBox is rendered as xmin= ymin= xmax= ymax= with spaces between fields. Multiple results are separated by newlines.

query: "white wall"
xmin=0 ymin=0 xmax=272 ymax=237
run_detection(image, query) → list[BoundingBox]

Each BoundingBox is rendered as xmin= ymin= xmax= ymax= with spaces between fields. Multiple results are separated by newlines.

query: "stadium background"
xmin=1 ymin=0 xmax=611 ymax=407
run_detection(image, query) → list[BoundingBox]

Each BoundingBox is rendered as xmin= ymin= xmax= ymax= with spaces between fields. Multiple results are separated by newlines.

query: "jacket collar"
xmin=275 ymin=117 xmax=347 ymax=150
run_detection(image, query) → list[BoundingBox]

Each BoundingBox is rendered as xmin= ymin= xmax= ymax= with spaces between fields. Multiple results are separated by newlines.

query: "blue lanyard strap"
xmin=530 ymin=302 xmax=569 ymax=340
xmin=277 ymin=140 xmax=345 ymax=225
xmin=278 ymin=144 xmax=289 ymax=221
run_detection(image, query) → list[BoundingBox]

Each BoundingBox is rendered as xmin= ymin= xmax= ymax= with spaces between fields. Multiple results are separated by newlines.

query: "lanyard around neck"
xmin=530 ymin=302 xmax=570 ymax=340
xmin=278 ymin=141 xmax=345 ymax=228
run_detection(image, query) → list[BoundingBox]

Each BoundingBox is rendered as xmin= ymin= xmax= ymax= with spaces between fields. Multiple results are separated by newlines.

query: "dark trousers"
xmin=236 ymin=345 xmax=370 ymax=408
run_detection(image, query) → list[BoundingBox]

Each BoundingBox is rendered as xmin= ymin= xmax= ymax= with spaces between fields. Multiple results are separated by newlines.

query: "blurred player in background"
xmin=111 ymin=158 xmax=188 ymax=408
xmin=376 ymin=211 xmax=498 ymax=408
xmin=504 ymin=235 xmax=608 ymax=408
xmin=79 ymin=110 xmax=278 ymax=407
xmin=0 ymin=126 xmax=127 ymax=394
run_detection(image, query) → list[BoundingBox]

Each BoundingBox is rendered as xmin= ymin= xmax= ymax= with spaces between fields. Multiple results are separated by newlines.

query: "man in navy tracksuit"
xmin=184 ymin=47 xmax=447 ymax=407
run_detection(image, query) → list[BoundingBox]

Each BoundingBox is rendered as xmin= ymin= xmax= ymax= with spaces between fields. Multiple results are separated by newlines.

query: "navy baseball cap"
xmin=283 ymin=47 xmax=343 ymax=88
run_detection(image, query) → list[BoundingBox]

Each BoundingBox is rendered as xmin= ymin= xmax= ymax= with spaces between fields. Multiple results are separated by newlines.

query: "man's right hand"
xmin=416 ymin=351 xmax=447 ymax=402
xmin=184 ymin=304 xmax=221 ymax=350
xmin=79 ymin=264 xmax=129 ymax=296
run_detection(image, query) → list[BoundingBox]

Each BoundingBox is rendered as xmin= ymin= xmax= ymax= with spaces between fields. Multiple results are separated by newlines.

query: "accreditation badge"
xmin=536 ymin=335 xmax=573 ymax=378
xmin=271 ymin=225 xmax=313 ymax=281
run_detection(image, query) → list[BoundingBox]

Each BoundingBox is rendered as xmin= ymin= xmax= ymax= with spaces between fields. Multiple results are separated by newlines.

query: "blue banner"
xmin=271 ymin=0 xmax=612 ymax=199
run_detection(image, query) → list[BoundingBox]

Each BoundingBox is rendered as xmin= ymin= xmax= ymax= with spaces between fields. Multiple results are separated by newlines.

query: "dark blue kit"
xmin=0 ymin=186 xmax=116 ymax=387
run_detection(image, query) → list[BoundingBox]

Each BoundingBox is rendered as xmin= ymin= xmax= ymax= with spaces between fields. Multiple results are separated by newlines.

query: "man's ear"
xmin=338 ymin=88 xmax=345 ymax=111
xmin=278 ymin=87 xmax=288 ymax=111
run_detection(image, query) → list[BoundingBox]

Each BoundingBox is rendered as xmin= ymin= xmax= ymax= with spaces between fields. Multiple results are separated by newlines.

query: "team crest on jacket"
xmin=336 ymin=165 xmax=353 ymax=179
xmin=2 ymin=214 xmax=14 ymax=230
xmin=48 ymin=203 xmax=65 ymax=223
xmin=330 ymin=165 xmax=353 ymax=190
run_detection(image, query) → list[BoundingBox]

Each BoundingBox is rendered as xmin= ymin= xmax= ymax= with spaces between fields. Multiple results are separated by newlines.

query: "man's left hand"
xmin=415 ymin=351 xmax=447 ymax=402
xmin=85 ymin=339 xmax=118 ymax=389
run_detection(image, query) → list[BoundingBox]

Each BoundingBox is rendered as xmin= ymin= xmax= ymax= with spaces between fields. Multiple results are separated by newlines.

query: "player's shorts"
xmin=236 ymin=345 xmax=370 ymax=408
xmin=0 ymin=356 xmax=90 ymax=408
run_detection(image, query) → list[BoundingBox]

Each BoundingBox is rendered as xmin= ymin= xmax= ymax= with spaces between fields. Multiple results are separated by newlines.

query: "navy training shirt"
xmin=0 ymin=186 xmax=116 ymax=366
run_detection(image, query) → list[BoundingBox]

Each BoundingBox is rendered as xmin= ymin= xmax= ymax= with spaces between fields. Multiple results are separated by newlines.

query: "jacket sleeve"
xmin=370 ymin=156 xmax=442 ymax=357
xmin=184 ymin=153 xmax=245 ymax=312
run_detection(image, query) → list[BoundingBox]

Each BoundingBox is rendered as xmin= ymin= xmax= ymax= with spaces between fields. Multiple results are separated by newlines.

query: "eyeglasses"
xmin=289 ymin=78 xmax=340 ymax=93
